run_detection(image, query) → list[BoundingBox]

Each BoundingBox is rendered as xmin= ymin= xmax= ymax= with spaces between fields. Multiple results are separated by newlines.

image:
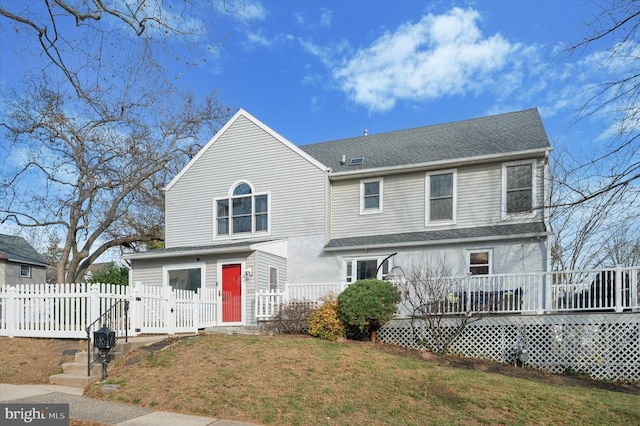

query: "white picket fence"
xmin=0 ymin=282 xmax=217 ymax=339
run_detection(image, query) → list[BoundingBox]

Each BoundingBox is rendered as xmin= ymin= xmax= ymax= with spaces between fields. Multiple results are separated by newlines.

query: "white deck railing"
xmin=256 ymin=266 xmax=640 ymax=319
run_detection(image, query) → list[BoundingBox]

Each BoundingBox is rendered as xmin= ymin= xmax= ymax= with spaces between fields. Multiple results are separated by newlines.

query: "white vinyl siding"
xmin=331 ymin=173 xmax=424 ymax=238
xmin=331 ymin=160 xmax=546 ymax=240
xmin=456 ymin=164 xmax=502 ymax=226
xmin=255 ymin=251 xmax=287 ymax=292
xmin=166 ymin=116 xmax=328 ymax=248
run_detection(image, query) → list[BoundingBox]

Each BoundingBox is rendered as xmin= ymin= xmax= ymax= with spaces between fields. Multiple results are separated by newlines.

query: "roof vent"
xmin=340 ymin=155 xmax=346 ymax=165
xmin=349 ymin=157 xmax=364 ymax=166
xmin=364 ymin=129 xmax=368 ymax=136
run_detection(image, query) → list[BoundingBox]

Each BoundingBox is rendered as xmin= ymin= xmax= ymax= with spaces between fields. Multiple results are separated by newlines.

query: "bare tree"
xmin=1 ymin=73 xmax=229 ymax=282
xmin=549 ymin=145 xmax=639 ymax=270
xmin=393 ymin=257 xmax=479 ymax=355
xmin=562 ymin=0 xmax=640 ymax=204
xmin=0 ymin=1 xmax=231 ymax=100
xmin=0 ymin=1 xmax=236 ymax=282
xmin=1 ymin=61 xmax=230 ymax=283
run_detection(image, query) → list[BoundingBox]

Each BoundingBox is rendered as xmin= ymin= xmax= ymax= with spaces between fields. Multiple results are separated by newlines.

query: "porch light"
xmin=93 ymin=325 xmax=116 ymax=381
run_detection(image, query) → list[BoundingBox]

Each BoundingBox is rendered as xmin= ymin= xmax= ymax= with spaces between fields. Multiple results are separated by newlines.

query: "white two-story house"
xmin=124 ymin=108 xmax=552 ymax=326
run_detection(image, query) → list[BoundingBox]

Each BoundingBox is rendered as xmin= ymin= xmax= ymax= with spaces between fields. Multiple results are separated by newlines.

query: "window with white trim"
xmin=360 ymin=178 xmax=383 ymax=214
xmin=502 ymin=161 xmax=535 ymax=217
xmin=269 ymin=267 xmax=278 ymax=291
xmin=166 ymin=265 xmax=203 ymax=291
xmin=216 ymin=181 xmax=269 ymax=236
xmin=468 ymin=250 xmax=491 ymax=275
xmin=20 ymin=264 xmax=31 ymax=278
xmin=426 ymin=170 xmax=456 ymax=224
xmin=345 ymin=256 xmax=390 ymax=282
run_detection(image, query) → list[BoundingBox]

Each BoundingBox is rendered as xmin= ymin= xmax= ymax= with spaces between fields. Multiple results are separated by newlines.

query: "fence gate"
xmin=131 ymin=284 xmax=217 ymax=334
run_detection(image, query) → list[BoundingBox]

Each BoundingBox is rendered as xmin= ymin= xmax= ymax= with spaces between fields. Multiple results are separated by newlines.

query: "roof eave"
xmin=122 ymin=238 xmax=287 ymax=261
xmin=327 ymin=147 xmax=552 ymax=181
xmin=323 ymin=231 xmax=550 ymax=252
xmin=123 ymin=245 xmax=254 ymax=260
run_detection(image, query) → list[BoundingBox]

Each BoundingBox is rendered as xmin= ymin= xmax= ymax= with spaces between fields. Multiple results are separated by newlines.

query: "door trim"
xmin=217 ymin=259 xmax=246 ymax=325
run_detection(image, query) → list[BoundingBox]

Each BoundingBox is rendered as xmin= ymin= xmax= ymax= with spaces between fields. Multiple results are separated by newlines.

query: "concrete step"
xmin=60 ymin=361 xmax=103 ymax=376
xmin=49 ymin=372 xmax=102 ymax=388
xmin=50 ymin=336 xmax=170 ymax=388
xmin=74 ymin=350 xmax=128 ymax=364
xmin=203 ymin=326 xmax=262 ymax=335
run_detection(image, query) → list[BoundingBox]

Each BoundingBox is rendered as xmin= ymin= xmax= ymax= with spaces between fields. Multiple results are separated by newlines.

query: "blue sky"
xmin=0 ymin=0 xmax=631 ymax=257
xmin=0 ymin=0 xmax=621 ymax=153
xmin=173 ymin=0 xmax=613 ymax=150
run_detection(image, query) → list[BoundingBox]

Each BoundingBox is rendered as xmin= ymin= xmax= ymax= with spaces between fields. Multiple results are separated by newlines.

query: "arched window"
xmin=216 ymin=181 xmax=269 ymax=236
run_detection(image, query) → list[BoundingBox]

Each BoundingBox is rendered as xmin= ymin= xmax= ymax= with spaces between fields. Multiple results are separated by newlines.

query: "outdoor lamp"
xmin=93 ymin=325 xmax=116 ymax=380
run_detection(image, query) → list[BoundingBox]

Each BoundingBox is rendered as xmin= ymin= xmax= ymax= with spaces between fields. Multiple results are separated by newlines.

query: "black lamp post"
xmin=93 ymin=325 xmax=116 ymax=381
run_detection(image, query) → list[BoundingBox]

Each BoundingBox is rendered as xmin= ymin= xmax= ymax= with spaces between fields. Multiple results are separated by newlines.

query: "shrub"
xmin=337 ymin=279 xmax=400 ymax=343
xmin=87 ymin=263 xmax=129 ymax=285
xmin=262 ymin=301 xmax=314 ymax=334
xmin=308 ymin=294 xmax=346 ymax=341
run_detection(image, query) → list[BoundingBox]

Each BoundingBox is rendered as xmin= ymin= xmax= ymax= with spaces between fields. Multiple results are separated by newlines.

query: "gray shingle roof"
xmin=0 ymin=234 xmax=49 ymax=266
xmin=124 ymin=238 xmax=281 ymax=260
xmin=299 ymin=108 xmax=551 ymax=172
xmin=324 ymin=222 xmax=547 ymax=250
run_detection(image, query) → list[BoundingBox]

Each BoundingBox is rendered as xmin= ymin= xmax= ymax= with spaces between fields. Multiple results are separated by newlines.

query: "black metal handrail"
xmin=85 ymin=300 xmax=129 ymax=377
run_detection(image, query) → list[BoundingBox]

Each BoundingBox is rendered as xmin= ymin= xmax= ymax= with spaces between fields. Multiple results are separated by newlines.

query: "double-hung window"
xmin=502 ymin=161 xmax=535 ymax=218
xmin=360 ymin=178 xmax=383 ymax=214
xmin=216 ymin=181 xmax=269 ymax=236
xmin=468 ymin=250 xmax=491 ymax=275
xmin=426 ymin=170 xmax=456 ymax=224
xmin=20 ymin=264 xmax=31 ymax=278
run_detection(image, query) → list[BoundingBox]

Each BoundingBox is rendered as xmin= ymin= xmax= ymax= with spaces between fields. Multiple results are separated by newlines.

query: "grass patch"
xmin=80 ymin=334 xmax=639 ymax=426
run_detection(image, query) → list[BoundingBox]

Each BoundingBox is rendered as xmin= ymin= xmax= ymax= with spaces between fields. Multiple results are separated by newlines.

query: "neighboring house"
xmin=0 ymin=234 xmax=48 ymax=285
xmin=124 ymin=108 xmax=553 ymax=326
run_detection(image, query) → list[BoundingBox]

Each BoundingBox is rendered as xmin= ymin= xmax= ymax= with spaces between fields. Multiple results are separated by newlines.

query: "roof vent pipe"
xmin=340 ymin=155 xmax=346 ymax=165
xmin=364 ymin=129 xmax=368 ymax=136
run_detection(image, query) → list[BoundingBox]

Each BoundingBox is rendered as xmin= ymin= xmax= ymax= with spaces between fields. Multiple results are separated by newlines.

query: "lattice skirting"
xmin=377 ymin=312 xmax=640 ymax=382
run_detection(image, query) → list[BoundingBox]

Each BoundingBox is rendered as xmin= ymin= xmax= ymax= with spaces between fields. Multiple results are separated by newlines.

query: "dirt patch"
xmin=0 ymin=337 xmax=81 ymax=384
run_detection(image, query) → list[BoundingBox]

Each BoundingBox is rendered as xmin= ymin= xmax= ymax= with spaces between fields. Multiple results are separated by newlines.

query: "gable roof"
xmin=165 ymin=108 xmax=328 ymax=191
xmin=0 ymin=234 xmax=49 ymax=267
xmin=300 ymin=108 xmax=551 ymax=175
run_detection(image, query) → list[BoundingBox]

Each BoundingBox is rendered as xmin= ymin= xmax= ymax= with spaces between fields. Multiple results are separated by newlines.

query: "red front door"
xmin=222 ymin=264 xmax=242 ymax=322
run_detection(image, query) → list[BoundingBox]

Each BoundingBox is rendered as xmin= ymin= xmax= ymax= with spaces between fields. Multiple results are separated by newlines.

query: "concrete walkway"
xmin=0 ymin=383 xmax=260 ymax=426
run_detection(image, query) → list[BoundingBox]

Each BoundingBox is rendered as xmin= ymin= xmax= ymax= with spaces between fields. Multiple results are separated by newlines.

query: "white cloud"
xmin=319 ymin=8 xmax=332 ymax=27
xmin=219 ymin=0 xmax=267 ymax=22
xmin=245 ymin=31 xmax=272 ymax=48
xmin=330 ymin=7 xmax=519 ymax=112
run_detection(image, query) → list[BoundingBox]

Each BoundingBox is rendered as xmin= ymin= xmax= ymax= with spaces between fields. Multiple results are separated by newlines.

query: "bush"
xmin=87 ymin=263 xmax=129 ymax=285
xmin=337 ymin=279 xmax=400 ymax=343
xmin=262 ymin=301 xmax=314 ymax=334
xmin=308 ymin=294 xmax=345 ymax=341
